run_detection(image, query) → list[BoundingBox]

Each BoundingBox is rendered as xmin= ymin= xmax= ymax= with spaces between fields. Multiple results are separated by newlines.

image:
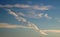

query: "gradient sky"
xmin=0 ymin=0 xmax=60 ymax=37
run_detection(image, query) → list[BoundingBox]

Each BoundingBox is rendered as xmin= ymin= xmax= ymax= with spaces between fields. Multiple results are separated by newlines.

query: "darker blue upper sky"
xmin=0 ymin=0 xmax=60 ymax=5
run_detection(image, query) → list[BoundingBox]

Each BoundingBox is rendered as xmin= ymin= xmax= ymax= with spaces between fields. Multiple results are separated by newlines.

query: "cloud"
xmin=44 ymin=14 xmax=52 ymax=19
xmin=0 ymin=23 xmax=32 ymax=28
xmin=0 ymin=4 xmax=30 ymax=8
xmin=14 ymin=4 xmax=30 ymax=8
xmin=18 ymin=12 xmax=25 ymax=16
xmin=0 ymin=23 xmax=60 ymax=35
xmin=7 ymin=9 xmax=39 ymax=29
xmin=8 ymin=9 xmax=18 ymax=17
xmin=42 ymin=30 xmax=60 ymax=33
xmin=5 ymin=9 xmax=56 ymax=35
xmin=0 ymin=4 xmax=53 ymax=10
xmin=7 ymin=9 xmax=39 ymax=28
xmin=18 ymin=12 xmax=53 ymax=19
xmin=37 ymin=13 xmax=43 ymax=18
xmin=27 ymin=22 xmax=60 ymax=35
xmin=18 ymin=11 xmax=43 ymax=19
xmin=0 ymin=22 xmax=47 ymax=36
xmin=27 ymin=22 xmax=48 ymax=35
xmin=8 ymin=9 xmax=27 ymax=22
xmin=32 ymin=5 xmax=52 ymax=10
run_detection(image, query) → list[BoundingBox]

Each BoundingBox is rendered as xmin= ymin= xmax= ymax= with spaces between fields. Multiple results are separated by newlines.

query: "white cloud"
xmin=42 ymin=30 xmax=60 ymax=33
xmin=28 ymin=12 xmax=43 ymax=18
xmin=16 ymin=17 xmax=26 ymax=22
xmin=18 ymin=12 xmax=53 ymax=20
xmin=7 ymin=9 xmax=39 ymax=28
xmin=0 ymin=4 xmax=30 ymax=8
xmin=0 ymin=23 xmax=60 ymax=35
xmin=18 ymin=12 xmax=43 ymax=19
xmin=44 ymin=14 xmax=52 ymax=19
xmin=7 ymin=9 xmax=53 ymax=20
xmin=18 ymin=12 xmax=25 ymax=16
xmin=8 ymin=9 xmax=27 ymax=22
xmin=0 ymin=4 xmax=53 ymax=10
xmin=0 ymin=23 xmax=32 ymax=28
xmin=14 ymin=4 xmax=30 ymax=8
xmin=33 ymin=5 xmax=53 ymax=10
xmin=8 ymin=9 xmax=18 ymax=17
xmin=27 ymin=22 xmax=48 ymax=35
xmin=37 ymin=13 xmax=43 ymax=18
xmin=0 ymin=22 xmax=48 ymax=35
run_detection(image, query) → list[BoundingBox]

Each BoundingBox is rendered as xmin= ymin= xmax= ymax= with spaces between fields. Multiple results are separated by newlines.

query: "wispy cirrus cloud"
xmin=0 ymin=23 xmax=32 ymax=28
xmin=42 ymin=30 xmax=60 ymax=33
xmin=18 ymin=12 xmax=52 ymax=19
xmin=0 ymin=4 xmax=53 ymax=10
xmin=0 ymin=4 xmax=30 ymax=8
xmin=7 ymin=9 xmax=38 ymax=27
xmin=0 ymin=23 xmax=60 ymax=35
xmin=8 ymin=9 xmax=18 ymax=17
xmin=44 ymin=14 xmax=52 ymax=19
xmin=2 ymin=9 xmax=46 ymax=35
xmin=8 ymin=9 xmax=27 ymax=22
xmin=5 ymin=9 xmax=57 ymax=35
xmin=8 ymin=9 xmax=52 ymax=20
xmin=33 ymin=5 xmax=53 ymax=10
xmin=14 ymin=4 xmax=30 ymax=8
xmin=18 ymin=11 xmax=43 ymax=19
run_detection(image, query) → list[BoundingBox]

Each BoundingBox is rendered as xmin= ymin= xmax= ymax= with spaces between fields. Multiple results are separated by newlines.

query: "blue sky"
xmin=0 ymin=0 xmax=60 ymax=37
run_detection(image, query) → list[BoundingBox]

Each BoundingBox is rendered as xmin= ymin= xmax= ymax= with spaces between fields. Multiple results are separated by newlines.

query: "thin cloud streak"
xmin=0 ymin=23 xmax=48 ymax=35
xmin=5 ymin=9 xmax=58 ymax=35
xmin=33 ymin=5 xmax=53 ymax=10
xmin=0 ymin=4 xmax=53 ymax=10
xmin=29 ymin=23 xmax=48 ymax=35
xmin=41 ymin=30 xmax=60 ymax=33
xmin=0 ymin=23 xmax=32 ymax=28
xmin=18 ymin=12 xmax=52 ymax=19
xmin=26 ymin=23 xmax=60 ymax=35
xmin=0 ymin=4 xmax=30 ymax=8
xmin=8 ymin=9 xmax=27 ymax=22
xmin=0 ymin=23 xmax=60 ymax=35
xmin=18 ymin=12 xmax=43 ymax=19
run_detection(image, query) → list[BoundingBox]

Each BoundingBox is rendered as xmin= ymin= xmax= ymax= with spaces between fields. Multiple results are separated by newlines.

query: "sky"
xmin=0 ymin=0 xmax=60 ymax=37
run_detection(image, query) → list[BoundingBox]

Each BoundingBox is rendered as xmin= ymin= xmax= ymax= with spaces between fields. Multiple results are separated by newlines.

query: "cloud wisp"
xmin=44 ymin=13 xmax=52 ymax=19
xmin=0 ymin=23 xmax=60 ymax=35
xmin=2 ymin=9 xmax=58 ymax=36
xmin=0 ymin=4 xmax=30 ymax=8
xmin=8 ymin=9 xmax=27 ymax=22
xmin=28 ymin=23 xmax=48 ymax=35
xmin=8 ymin=9 xmax=52 ymax=20
xmin=26 ymin=23 xmax=60 ymax=35
xmin=18 ymin=11 xmax=43 ymax=19
xmin=0 ymin=4 xmax=53 ymax=10
xmin=0 ymin=23 xmax=32 ymax=28
xmin=7 ymin=9 xmax=53 ymax=35
xmin=33 ymin=5 xmax=53 ymax=10
xmin=0 ymin=23 xmax=48 ymax=35
xmin=41 ymin=30 xmax=60 ymax=33
xmin=18 ymin=12 xmax=52 ymax=19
